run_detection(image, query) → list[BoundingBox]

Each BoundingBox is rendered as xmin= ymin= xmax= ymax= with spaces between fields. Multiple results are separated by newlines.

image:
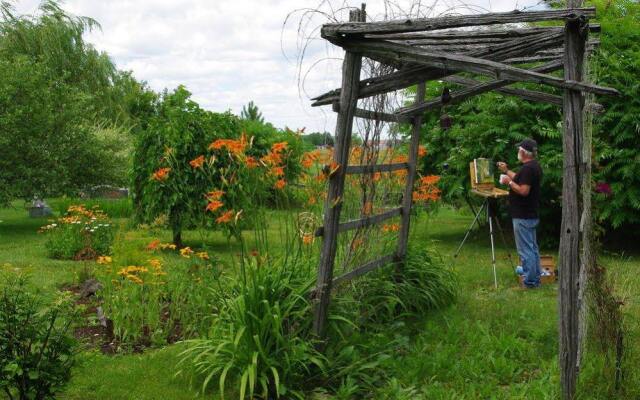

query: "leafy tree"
xmin=590 ymin=0 xmax=640 ymax=229
xmin=133 ymin=87 xmax=306 ymax=245
xmin=301 ymin=131 xmax=334 ymax=148
xmin=240 ymin=100 xmax=264 ymax=123
xmin=416 ymin=0 xmax=640 ymax=243
xmin=132 ymin=86 xmax=242 ymax=246
xmin=0 ymin=1 xmax=145 ymax=205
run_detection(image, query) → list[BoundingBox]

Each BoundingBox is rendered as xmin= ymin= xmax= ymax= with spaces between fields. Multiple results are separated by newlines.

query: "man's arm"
xmin=497 ymin=162 xmax=516 ymax=179
xmin=508 ymin=180 xmax=531 ymax=196
xmin=507 ymin=165 xmax=532 ymax=196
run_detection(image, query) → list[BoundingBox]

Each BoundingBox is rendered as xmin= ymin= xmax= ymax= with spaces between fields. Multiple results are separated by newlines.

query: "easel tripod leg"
xmin=453 ymin=200 xmax=487 ymax=258
xmin=493 ymin=214 xmax=515 ymax=269
xmin=488 ymin=207 xmax=498 ymax=289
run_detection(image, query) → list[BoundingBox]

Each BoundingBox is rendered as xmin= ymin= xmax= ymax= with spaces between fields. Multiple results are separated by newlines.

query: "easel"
xmin=454 ymin=161 xmax=514 ymax=288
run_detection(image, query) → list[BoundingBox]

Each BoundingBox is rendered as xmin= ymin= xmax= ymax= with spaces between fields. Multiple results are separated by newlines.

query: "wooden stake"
xmin=312 ymin=6 xmax=365 ymax=341
xmin=396 ymin=83 xmax=426 ymax=262
xmin=559 ymin=10 xmax=587 ymax=400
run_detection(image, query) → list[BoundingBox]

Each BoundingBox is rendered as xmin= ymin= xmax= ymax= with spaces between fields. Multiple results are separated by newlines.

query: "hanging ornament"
xmin=440 ymin=113 xmax=452 ymax=130
xmin=441 ymin=87 xmax=451 ymax=105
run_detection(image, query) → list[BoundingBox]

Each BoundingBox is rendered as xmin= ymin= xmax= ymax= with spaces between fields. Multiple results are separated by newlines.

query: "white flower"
xmin=51 ymin=223 xmax=57 ymax=227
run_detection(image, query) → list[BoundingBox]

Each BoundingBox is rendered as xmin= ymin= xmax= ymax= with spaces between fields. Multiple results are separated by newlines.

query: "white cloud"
xmin=13 ymin=0 xmax=542 ymax=133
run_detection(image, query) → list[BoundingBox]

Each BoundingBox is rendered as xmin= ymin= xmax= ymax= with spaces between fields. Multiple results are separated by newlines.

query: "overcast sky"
xmin=14 ymin=0 xmax=543 ymax=133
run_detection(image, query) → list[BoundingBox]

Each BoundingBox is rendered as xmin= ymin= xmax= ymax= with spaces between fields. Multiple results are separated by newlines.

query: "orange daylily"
xmin=190 ymin=155 xmax=205 ymax=169
xmin=271 ymin=166 xmax=285 ymax=177
xmin=206 ymin=200 xmax=224 ymax=213
xmin=382 ymin=223 xmax=400 ymax=232
xmin=271 ymin=142 xmax=288 ymax=153
xmin=151 ymin=167 xmax=171 ymax=181
xmin=206 ymin=190 xmax=224 ymax=200
xmin=216 ymin=210 xmax=235 ymax=224
xmin=274 ymin=179 xmax=286 ymax=190
xmin=413 ymin=175 xmax=442 ymax=202
xmin=245 ymin=156 xmax=259 ymax=169
xmin=418 ymin=146 xmax=427 ymax=158
xmin=208 ymin=135 xmax=247 ymax=155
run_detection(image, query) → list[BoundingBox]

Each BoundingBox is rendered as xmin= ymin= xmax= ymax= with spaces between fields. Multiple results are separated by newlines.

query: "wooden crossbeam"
xmin=503 ymin=40 xmax=598 ymax=63
xmin=343 ymin=39 xmax=619 ymax=96
xmin=364 ymin=24 xmax=600 ymax=40
xmin=397 ymin=60 xmax=563 ymax=116
xmin=345 ymin=163 xmax=409 ymax=174
xmin=392 ymin=37 xmax=510 ymax=46
xmin=444 ymin=75 xmax=563 ymax=105
xmin=504 ymin=55 xmax=563 ymax=64
xmin=315 ymin=207 xmax=402 ymax=237
xmin=332 ymin=254 xmax=396 ymax=286
xmin=321 ymin=8 xmax=596 ymax=37
xmin=353 ymin=107 xmax=413 ymax=123
xmin=313 ymin=31 xmax=564 ymax=106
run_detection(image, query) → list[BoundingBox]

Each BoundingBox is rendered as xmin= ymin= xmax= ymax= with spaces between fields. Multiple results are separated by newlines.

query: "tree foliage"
xmin=590 ymin=0 xmax=640 ymax=228
xmin=240 ymin=100 xmax=264 ymax=123
xmin=132 ymin=87 xmax=305 ymax=245
xmin=301 ymin=131 xmax=334 ymax=148
xmin=132 ymin=86 xmax=242 ymax=245
xmin=417 ymin=0 xmax=640 ymax=241
xmin=0 ymin=1 xmax=144 ymax=204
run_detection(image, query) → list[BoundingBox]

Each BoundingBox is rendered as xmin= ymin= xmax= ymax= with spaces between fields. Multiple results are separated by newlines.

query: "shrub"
xmin=131 ymin=87 xmax=304 ymax=246
xmin=40 ymin=205 xmax=114 ymax=260
xmin=0 ymin=274 xmax=78 ymax=400
xmin=178 ymin=256 xmax=324 ymax=399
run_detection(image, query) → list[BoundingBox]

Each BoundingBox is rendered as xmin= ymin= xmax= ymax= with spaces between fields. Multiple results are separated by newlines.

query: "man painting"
xmin=498 ymin=138 xmax=543 ymax=288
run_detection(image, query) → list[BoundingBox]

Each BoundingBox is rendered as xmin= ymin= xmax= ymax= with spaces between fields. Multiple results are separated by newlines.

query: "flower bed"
xmin=40 ymin=205 xmax=114 ymax=260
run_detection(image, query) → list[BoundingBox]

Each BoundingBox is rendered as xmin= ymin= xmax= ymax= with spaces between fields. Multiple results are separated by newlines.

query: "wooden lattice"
xmin=309 ymin=3 xmax=619 ymax=400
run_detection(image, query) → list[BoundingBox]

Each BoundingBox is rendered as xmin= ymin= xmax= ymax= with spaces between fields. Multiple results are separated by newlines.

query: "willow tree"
xmin=0 ymin=0 xmax=142 ymax=204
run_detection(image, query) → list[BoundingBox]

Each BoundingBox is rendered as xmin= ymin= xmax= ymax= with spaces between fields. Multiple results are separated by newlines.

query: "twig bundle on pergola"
xmin=310 ymin=3 xmax=619 ymax=400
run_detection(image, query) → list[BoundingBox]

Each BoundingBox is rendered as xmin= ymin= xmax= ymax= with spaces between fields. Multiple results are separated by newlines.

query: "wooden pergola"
xmin=309 ymin=3 xmax=619 ymax=399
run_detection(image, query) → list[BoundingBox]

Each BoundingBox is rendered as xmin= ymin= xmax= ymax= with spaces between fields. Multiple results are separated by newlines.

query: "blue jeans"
xmin=513 ymin=218 xmax=541 ymax=287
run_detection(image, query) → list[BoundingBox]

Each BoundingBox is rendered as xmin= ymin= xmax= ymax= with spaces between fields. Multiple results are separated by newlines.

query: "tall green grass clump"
xmin=178 ymin=255 xmax=324 ymax=399
xmin=346 ymin=247 xmax=458 ymax=326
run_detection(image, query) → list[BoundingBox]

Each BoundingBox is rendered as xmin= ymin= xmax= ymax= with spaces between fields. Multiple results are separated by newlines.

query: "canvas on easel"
xmin=469 ymin=158 xmax=509 ymax=198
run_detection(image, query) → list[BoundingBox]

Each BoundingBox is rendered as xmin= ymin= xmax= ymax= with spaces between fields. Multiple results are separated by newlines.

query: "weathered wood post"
xmin=559 ymin=0 xmax=588 ymax=398
xmin=312 ymin=5 xmax=366 ymax=340
xmin=396 ymin=83 xmax=426 ymax=261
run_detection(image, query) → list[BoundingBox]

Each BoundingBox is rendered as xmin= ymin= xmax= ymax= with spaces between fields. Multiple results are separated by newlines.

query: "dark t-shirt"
xmin=509 ymin=160 xmax=543 ymax=219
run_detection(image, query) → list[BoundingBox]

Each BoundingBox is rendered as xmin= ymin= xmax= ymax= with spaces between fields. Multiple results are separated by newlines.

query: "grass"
xmin=0 ymin=203 xmax=638 ymax=399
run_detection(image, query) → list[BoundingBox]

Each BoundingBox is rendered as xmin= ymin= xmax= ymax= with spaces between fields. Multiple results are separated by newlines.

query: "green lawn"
xmin=1 ymin=204 xmax=637 ymax=399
